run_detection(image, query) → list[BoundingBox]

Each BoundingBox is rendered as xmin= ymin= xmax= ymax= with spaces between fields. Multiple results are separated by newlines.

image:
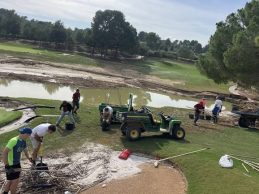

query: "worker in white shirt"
xmin=30 ymin=123 xmax=56 ymax=164
xmin=101 ymin=106 xmax=113 ymax=131
xmin=212 ymin=96 xmax=223 ymax=124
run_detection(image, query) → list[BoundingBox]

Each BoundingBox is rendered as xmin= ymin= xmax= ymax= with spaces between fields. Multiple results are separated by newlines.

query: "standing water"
xmin=0 ymin=78 xmax=227 ymax=110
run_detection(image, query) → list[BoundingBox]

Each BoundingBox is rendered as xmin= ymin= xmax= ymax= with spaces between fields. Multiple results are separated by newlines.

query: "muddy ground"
xmin=0 ymin=143 xmax=186 ymax=194
xmin=0 ymin=56 xmax=253 ymax=104
xmin=0 ymin=56 xmax=258 ymax=194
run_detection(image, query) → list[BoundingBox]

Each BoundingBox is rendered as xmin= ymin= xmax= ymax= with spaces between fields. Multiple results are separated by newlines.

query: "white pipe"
xmin=156 ymin=147 xmax=208 ymax=162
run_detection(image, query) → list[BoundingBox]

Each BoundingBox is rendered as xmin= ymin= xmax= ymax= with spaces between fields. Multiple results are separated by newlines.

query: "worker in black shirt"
xmin=56 ymin=101 xmax=75 ymax=126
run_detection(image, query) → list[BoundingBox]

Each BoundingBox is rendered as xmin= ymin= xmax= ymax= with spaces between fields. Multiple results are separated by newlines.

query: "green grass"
xmin=0 ymin=41 xmax=99 ymax=66
xmin=0 ymin=98 xmax=258 ymax=194
xmin=125 ymin=59 xmax=230 ymax=92
xmin=0 ymin=41 xmax=229 ymax=93
xmin=0 ymin=108 xmax=22 ymax=128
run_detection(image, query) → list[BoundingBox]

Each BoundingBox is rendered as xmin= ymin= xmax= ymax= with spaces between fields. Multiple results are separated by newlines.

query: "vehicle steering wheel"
xmin=142 ymin=106 xmax=152 ymax=113
xmin=157 ymin=111 xmax=164 ymax=116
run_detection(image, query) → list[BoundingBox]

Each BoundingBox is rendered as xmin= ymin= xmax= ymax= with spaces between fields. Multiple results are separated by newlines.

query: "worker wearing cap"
xmin=2 ymin=128 xmax=33 ymax=194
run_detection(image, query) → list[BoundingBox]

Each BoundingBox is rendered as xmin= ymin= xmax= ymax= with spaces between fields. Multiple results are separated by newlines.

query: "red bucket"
xmin=119 ymin=149 xmax=131 ymax=160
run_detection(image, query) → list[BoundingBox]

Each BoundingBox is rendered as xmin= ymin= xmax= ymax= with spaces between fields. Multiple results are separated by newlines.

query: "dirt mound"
xmin=82 ymin=164 xmax=187 ymax=194
xmin=233 ymin=101 xmax=259 ymax=113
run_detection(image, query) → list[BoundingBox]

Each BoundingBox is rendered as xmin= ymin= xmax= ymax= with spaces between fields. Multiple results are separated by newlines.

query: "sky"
xmin=0 ymin=0 xmax=249 ymax=45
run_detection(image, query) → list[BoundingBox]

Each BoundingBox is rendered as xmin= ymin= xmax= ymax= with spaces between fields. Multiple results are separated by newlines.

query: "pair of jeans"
xmin=56 ymin=111 xmax=75 ymax=125
xmin=194 ymin=112 xmax=200 ymax=124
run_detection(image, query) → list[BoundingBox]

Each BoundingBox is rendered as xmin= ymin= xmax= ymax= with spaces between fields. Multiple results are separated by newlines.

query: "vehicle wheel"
xmin=126 ymin=128 xmax=141 ymax=141
xmin=238 ymin=117 xmax=250 ymax=128
xmin=120 ymin=123 xmax=128 ymax=136
xmin=172 ymin=126 xmax=185 ymax=140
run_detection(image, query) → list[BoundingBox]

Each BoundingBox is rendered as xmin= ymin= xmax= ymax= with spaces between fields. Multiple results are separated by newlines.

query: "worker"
xmin=2 ymin=128 xmax=33 ymax=194
xmin=56 ymin=101 xmax=75 ymax=127
xmin=194 ymin=101 xmax=205 ymax=126
xmin=101 ymin=106 xmax=113 ymax=130
xmin=30 ymin=123 xmax=56 ymax=164
xmin=199 ymin=97 xmax=207 ymax=107
xmin=72 ymin=88 xmax=80 ymax=114
xmin=103 ymin=106 xmax=113 ymax=121
xmin=212 ymin=96 xmax=223 ymax=124
xmin=197 ymin=97 xmax=206 ymax=118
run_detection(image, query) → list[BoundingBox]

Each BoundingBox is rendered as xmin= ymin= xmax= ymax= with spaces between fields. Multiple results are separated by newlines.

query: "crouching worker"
xmin=30 ymin=123 xmax=56 ymax=164
xmin=2 ymin=128 xmax=33 ymax=194
xmin=101 ymin=106 xmax=113 ymax=131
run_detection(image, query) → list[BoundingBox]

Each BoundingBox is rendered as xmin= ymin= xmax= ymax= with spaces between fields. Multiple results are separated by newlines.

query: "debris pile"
xmin=0 ymin=143 xmax=149 ymax=194
xmin=230 ymin=155 xmax=259 ymax=174
xmin=233 ymin=101 xmax=259 ymax=113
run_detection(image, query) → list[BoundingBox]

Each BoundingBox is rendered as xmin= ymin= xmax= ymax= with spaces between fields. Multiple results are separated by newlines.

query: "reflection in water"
xmin=146 ymin=92 xmax=226 ymax=110
xmin=43 ymin=83 xmax=60 ymax=95
xmin=147 ymin=92 xmax=197 ymax=108
xmin=0 ymin=79 xmax=73 ymax=101
xmin=0 ymin=78 xmax=228 ymax=110
xmin=79 ymin=88 xmax=139 ymax=106
xmin=0 ymin=79 xmax=11 ymax=87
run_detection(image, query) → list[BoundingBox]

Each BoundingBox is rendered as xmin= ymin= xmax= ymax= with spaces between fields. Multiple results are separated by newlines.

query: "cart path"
xmin=0 ymin=108 xmax=35 ymax=134
xmin=82 ymin=164 xmax=187 ymax=194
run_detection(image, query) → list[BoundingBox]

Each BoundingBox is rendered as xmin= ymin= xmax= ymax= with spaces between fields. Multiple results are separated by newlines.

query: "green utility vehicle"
xmin=98 ymin=93 xmax=133 ymax=123
xmin=119 ymin=106 xmax=185 ymax=141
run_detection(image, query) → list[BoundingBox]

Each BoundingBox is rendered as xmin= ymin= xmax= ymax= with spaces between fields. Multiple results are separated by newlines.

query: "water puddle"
xmin=0 ymin=78 xmax=227 ymax=110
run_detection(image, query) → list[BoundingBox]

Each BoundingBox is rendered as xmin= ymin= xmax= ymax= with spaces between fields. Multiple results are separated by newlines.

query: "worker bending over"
xmin=30 ymin=123 xmax=56 ymax=164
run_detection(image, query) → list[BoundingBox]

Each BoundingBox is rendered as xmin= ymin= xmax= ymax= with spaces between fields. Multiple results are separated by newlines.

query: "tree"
xmin=119 ymin=22 xmax=139 ymax=53
xmin=22 ymin=20 xmax=52 ymax=41
xmin=50 ymin=20 xmax=66 ymax=43
xmin=160 ymin=38 xmax=171 ymax=51
xmin=0 ymin=9 xmax=21 ymax=37
xmin=138 ymin=31 xmax=148 ymax=42
xmin=177 ymin=46 xmax=195 ymax=59
xmin=190 ymin=40 xmax=202 ymax=54
xmin=197 ymin=0 xmax=259 ymax=89
xmin=74 ymin=28 xmax=87 ymax=44
xmin=202 ymin=44 xmax=209 ymax=53
xmin=146 ymin=32 xmax=161 ymax=51
xmin=91 ymin=10 xmax=138 ymax=57
xmin=65 ymin=28 xmax=75 ymax=50
xmin=171 ymin=40 xmax=179 ymax=51
xmin=165 ymin=38 xmax=172 ymax=51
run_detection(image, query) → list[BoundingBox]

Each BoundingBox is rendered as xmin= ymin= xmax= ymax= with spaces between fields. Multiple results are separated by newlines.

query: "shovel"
xmin=36 ymin=143 xmax=49 ymax=171
xmin=154 ymin=148 xmax=209 ymax=168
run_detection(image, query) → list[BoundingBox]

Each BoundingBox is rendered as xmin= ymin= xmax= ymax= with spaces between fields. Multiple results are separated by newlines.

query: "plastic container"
xmin=119 ymin=149 xmax=131 ymax=160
